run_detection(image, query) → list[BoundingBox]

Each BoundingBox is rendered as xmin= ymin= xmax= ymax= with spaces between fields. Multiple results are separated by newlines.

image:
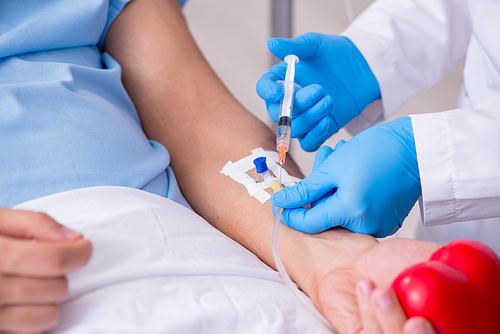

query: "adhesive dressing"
xmin=220 ymin=148 xmax=300 ymax=204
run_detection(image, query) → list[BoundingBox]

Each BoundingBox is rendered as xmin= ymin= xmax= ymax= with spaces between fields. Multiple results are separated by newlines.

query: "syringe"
xmin=276 ymin=55 xmax=300 ymax=166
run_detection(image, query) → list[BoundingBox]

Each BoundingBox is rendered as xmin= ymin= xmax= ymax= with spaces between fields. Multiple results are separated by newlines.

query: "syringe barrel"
xmin=276 ymin=81 xmax=299 ymax=149
xmin=276 ymin=116 xmax=291 ymax=145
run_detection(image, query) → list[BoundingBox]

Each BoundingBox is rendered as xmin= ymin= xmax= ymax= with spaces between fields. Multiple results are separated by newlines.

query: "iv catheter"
xmin=276 ymin=55 xmax=300 ymax=166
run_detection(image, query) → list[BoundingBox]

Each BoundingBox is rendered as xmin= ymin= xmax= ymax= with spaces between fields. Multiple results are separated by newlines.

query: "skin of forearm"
xmin=103 ymin=0 xmax=376 ymax=297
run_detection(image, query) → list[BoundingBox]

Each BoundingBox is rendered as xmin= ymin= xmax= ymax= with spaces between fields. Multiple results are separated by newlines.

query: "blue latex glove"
xmin=270 ymin=117 xmax=421 ymax=238
xmin=256 ymin=33 xmax=380 ymax=152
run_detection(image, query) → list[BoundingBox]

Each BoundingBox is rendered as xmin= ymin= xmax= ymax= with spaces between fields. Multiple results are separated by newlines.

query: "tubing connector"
xmin=270 ymin=179 xmax=283 ymax=193
xmin=277 ymin=143 xmax=288 ymax=164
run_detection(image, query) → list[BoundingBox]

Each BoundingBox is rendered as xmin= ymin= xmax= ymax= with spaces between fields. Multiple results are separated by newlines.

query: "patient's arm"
xmin=103 ymin=1 xmax=441 ymax=332
xmin=103 ymin=0 xmax=360 ymax=289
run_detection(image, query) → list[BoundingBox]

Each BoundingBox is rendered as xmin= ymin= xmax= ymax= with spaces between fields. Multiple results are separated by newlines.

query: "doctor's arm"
xmin=346 ymin=0 xmax=500 ymax=226
xmin=261 ymin=0 xmax=500 ymax=233
xmin=342 ymin=0 xmax=472 ymax=124
xmin=103 ymin=0 xmax=441 ymax=332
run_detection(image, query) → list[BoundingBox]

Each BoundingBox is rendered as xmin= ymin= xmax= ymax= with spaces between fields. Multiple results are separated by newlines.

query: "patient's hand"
xmin=355 ymin=279 xmax=437 ymax=334
xmin=0 ymin=208 xmax=92 ymax=333
xmin=311 ymin=236 xmax=441 ymax=334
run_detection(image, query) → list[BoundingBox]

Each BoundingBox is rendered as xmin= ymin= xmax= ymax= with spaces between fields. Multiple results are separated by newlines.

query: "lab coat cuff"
xmin=410 ymin=113 xmax=457 ymax=227
xmin=342 ymin=28 xmax=409 ymax=134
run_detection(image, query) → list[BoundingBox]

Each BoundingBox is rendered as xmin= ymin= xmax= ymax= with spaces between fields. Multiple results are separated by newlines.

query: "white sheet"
xmin=15 ymin=186 xmax=329 ymax=333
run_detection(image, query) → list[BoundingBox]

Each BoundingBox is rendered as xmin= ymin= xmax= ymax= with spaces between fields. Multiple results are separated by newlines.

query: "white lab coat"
xmin=342 ymin=0 xmax=500 ymax=255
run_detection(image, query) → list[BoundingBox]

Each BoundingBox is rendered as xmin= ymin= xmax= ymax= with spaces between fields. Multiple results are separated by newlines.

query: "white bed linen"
xmin=14 ymin=186 xmax=329 ymax=333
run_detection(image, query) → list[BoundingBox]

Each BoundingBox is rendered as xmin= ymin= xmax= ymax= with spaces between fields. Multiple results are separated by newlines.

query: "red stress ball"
xmin=392 ymin=239 xmax=500 ymax=334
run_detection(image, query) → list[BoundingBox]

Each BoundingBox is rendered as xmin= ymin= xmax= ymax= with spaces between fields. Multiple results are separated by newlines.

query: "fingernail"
xmin=376 ymin=291 xmax=393 ymax=309
xmin=409 ymin=323 xmax=429 ymax=334
xmin=359 ymin=280 xmax=374 ymax=295
xmin=61 ymin=227 xmax=82 ymax=240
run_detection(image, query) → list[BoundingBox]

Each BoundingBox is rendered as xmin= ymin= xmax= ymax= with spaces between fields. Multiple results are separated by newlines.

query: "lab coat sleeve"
xmin=410 ymin=107 xmax=500 ymax=226
xmin=341 ymin=0 xmax=472 ymax=135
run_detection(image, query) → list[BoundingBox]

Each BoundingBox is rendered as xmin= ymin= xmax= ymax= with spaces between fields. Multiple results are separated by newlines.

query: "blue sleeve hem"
xmin=98 ymin=0 xmax=132 ymax=50
xmin=98 ymin=0 xmax=189 ymax=51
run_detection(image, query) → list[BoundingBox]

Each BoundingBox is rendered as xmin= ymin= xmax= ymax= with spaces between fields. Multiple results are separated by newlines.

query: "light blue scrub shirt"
xmin=0 ymin=0 xmax=190 ymax=208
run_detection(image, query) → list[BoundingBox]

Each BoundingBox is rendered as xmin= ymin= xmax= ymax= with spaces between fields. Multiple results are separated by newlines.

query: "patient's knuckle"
xmin=35 ymin=212 xmax=61 ymax=231
xmin=31 ymin=211 xmax=52 ymax=224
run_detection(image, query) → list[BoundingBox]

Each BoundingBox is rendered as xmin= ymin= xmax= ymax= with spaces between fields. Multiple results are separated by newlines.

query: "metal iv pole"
xmin=271 ymin=0 xmax=293 ymax=65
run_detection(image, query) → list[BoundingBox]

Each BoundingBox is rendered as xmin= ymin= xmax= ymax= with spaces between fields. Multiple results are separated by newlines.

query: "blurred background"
xmin=183 ymin=0 xmax=464 ymax=239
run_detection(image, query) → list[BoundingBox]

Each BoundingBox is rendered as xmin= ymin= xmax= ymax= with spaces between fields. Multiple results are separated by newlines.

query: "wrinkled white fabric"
xmin=342 ymin=0 xmax=500 ymax=233
xmin=15 ymin=186 xmax=329 ymax=334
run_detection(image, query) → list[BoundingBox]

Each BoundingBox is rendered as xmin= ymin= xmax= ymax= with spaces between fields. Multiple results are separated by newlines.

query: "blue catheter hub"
xmin=253 ymin=157 xmax=268 ymax=173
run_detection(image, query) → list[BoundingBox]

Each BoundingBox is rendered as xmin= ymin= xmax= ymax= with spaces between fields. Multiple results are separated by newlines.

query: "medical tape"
xmin=220 ymin=148 xmax=301 ymax=204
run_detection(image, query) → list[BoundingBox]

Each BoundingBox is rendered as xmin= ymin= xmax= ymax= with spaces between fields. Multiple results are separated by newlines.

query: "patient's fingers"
xmin=0 ymin=305 xmax=59 ymax=332
xmin=0 ymin=209 xmax=90 ymax=333
xmin=356 ymin=279 xmax=382 ymax=334
xmin=370 ymin=287 xmax=406 ymax=334
xmin=0 ymin=208 xmax=82 ymax=242
xmin=403 ymin=317 xmax=437 ymax=334
xmin=0 ymin=276 xmax=67 ymax=305
xmin=0 ymin=237 xmax=92 ymax=277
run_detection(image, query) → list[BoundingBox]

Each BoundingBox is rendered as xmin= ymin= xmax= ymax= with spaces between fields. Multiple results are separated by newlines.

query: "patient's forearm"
xmin=103 ymin=0 xmax=375 ymax=297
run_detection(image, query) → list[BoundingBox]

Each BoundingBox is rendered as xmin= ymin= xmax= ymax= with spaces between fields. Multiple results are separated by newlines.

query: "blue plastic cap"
xmin=253 ymin=157 xmax=268 ymax=174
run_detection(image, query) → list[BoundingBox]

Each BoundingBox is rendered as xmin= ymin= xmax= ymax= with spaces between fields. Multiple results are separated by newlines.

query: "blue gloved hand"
xmin=270 ymin=117 xmax=421 ymax=238
xmin=256 ymin=33 xmax=380 ymax=152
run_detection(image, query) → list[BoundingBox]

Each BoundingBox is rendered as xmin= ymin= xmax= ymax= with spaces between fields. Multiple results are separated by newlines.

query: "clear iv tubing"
xmin=273 ymin=55 xmax=335 ymax=332
xmin=272 ymin=208 xmax=336 ymax=332
xmin=271 ymin=4 xmax=352 ymax=328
